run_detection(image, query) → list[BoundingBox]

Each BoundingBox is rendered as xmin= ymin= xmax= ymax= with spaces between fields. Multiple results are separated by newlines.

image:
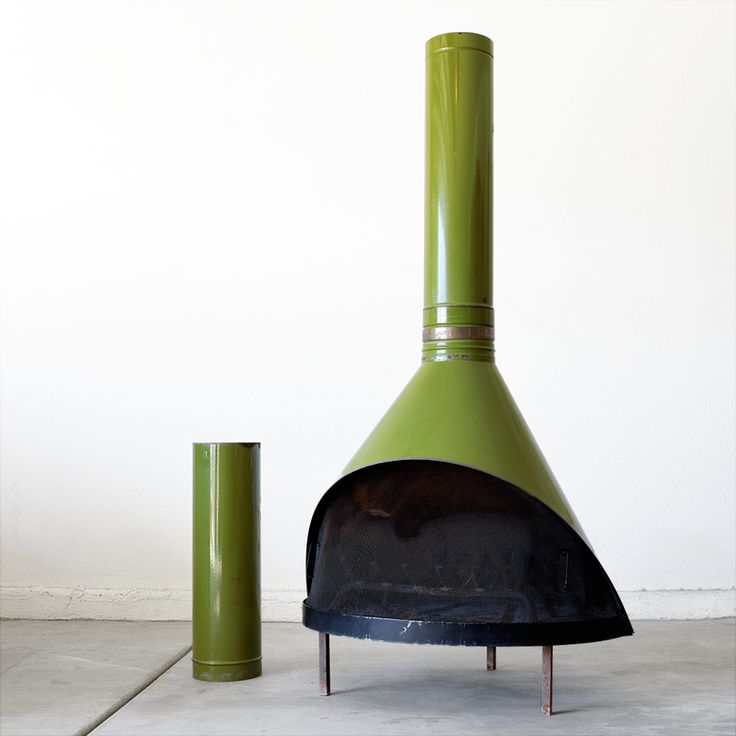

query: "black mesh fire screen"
xmin=303 ymin=461 xmax=632 ymax=646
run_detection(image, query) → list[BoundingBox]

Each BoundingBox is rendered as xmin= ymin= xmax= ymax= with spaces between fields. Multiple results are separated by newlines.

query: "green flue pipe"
xmin=423 ymin=32 xmax=494 ymax=362
xmin=192 ymin=442 xmax=261 ymax=681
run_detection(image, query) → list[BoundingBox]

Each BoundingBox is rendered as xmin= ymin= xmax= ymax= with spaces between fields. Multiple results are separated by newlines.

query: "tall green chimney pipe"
xmin=423 ymin=32 xmax=494 ymax=363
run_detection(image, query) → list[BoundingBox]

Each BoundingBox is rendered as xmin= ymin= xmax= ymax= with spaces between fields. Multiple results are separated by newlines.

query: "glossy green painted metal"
xmin=339 ymin=33 xmax=590 ymax=546
xmin=342 ymin=360 xmax=587 ymax=544
xmin=424 ymin=32 xmax=494 ymax=361
xmin=192 ymin=442 xmax=261 ymax=681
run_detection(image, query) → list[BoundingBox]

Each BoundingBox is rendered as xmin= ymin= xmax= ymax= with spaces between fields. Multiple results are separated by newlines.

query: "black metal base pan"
xmin=303 ymin=603 xmax=633 ymax=647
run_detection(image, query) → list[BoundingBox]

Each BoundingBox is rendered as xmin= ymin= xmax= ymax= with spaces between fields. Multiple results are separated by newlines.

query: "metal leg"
xmin=319 ymin=632 xmax=331 ymax=696
xmin=486 ymin=646 xmax=496 ymax=670
xmin=541 ymin=645 xmax=553 ymax=716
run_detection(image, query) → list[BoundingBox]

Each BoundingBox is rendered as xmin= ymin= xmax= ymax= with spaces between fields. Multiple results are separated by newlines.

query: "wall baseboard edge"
xmin=1 ymin=586 xmax=733 ymax=622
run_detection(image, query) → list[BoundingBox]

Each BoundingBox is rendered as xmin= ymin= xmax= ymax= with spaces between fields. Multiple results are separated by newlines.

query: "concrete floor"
xmin=0 ymin=621 xmax=734 ymax=736
xmin=0 ymin=620 xmax=191 ymax=735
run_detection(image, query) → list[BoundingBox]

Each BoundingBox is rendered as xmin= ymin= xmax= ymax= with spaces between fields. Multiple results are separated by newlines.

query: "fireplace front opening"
xmin=304 ymin=460 xmax=631 ymax=647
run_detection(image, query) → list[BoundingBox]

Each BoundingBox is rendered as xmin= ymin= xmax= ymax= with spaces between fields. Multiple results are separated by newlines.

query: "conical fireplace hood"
xmin=303 ymin=32 xmax=632 ymax=647
xmin=341 ymin=359 xmax=587 ymax=544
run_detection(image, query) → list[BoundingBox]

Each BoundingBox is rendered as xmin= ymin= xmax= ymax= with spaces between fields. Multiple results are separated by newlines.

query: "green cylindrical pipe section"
xmin=192 ymin=442 xmax=261 ymax=681
xmin=423 ymin=32 xmax=494 ymax=362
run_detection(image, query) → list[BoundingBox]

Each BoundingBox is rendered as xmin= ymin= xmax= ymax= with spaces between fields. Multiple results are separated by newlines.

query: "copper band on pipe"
xmin=422 ymin=325 xmax=494 ymax=342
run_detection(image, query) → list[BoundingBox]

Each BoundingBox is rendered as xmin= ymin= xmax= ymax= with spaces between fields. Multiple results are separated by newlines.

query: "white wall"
xmin=1 ymin=0 xmax=734 ymax=620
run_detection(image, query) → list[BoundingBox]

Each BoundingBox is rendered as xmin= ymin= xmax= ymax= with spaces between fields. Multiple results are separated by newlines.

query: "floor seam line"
xmin=77 ymin=644 xmax=192 ymax=736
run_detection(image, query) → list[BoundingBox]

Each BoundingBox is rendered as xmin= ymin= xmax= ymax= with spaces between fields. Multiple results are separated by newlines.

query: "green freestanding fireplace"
xmin=302 ymin=32 xmax=632 ymax=715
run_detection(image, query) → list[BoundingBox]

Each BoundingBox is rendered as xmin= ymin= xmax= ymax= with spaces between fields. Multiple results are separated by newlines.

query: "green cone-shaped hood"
xmin=342 ymin=359 xmax=588 ymax=546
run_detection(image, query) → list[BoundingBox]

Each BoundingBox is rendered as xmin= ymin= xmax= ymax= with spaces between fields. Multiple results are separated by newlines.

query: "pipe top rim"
xmin=193 ymin=442 xmax=261 ymax=447
xmin=426 ymin=32 xmax=493 ymax=58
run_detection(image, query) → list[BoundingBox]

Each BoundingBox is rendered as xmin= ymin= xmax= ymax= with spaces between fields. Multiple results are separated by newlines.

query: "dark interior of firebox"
xmin=306 ymin=460 xmax=625 ymax=625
